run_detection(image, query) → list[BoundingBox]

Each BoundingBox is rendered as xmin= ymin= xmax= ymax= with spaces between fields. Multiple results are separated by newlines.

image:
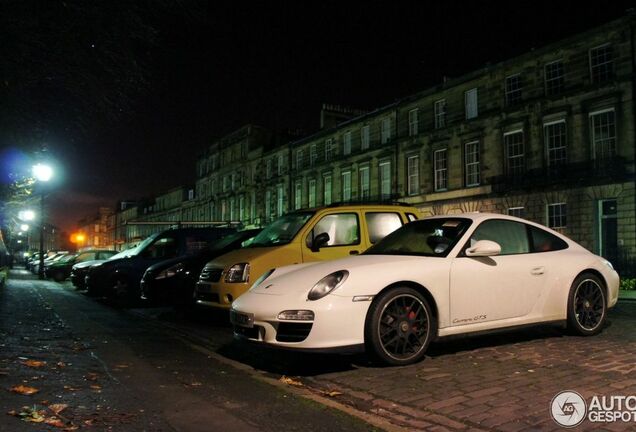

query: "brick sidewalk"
xmin=302 ymin=302 xmax=636 ymax=431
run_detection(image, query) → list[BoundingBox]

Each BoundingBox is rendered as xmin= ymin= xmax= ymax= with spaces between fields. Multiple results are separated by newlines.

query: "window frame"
xmin=504 ymin=129 xmax=525 ymax=176
xmin=434 ymin=99 xmax=446 ymax=129
xmin=464 ymin=141 xmax=480 ymax=187
xmin=544 ymin=119 xmax=567 ymax=166
xmin=408 ymin=109 xmax=419 ymax=136
xmin=434 ymin=149 xmax=448 ymax=192
xmin=407 ymin=155 xmax=420 ymax=196
xmin=589 ymin=108 xmax=617 ymax=160
xmin=544 ymin=59 xmax=564 ymax=95
xmin=547 ymin=203 xmax=567 ymax=229
xmin=464 ymin=88 xmax=478 ymax=120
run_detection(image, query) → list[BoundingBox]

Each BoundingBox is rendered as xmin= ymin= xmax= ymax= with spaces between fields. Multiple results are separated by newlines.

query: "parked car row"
xmin=58 ymin=204 xmax=620 ymax=366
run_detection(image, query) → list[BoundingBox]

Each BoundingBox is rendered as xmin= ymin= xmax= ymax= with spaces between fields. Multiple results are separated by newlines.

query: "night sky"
xmin=2 ymin=1 xmax=636 ymax=233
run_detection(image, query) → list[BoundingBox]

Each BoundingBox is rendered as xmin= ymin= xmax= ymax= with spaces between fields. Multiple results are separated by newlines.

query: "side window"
xmin=306 ymin=213 xmax=360 ymax=248
xmin=529 ymin=226 xmax=568 ymax=252
xmin=406 ymin=213 xmax=418 ymax=222
xmin=144 ymin=236 xmax=178 ymax=259
xmin=470 ymin=220 xmax=529 ymax=255
xmin=98 ymin=251 xmax=116 ymax=260
xmin=366 ymin=212 xmax=403 ymax=244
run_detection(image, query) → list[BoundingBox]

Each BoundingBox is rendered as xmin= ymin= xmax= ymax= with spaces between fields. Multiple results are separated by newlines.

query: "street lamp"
xmin=20 ymin=224 xmax=29 ymax=232
xmin=33 ymin=163 xmax=53 ymax=279
xmin=19 ymin=210 xmax=36 ymax=221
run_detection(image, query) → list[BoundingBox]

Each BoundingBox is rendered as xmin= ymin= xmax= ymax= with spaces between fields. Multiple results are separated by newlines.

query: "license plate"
xmin=230 ymin=310 xmax=254 ymax=328
xmin=197 ymin=282 xmax=213 ymax=293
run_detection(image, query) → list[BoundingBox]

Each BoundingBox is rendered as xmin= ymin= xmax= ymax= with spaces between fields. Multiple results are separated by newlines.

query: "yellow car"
xmin=194 ymin=204 xmax=419 ymax=309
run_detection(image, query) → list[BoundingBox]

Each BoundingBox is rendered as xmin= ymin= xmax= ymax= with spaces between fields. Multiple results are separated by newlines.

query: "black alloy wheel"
xmin=567 ymin=273 xmax=607 ymax=335
xmin=365 ymin=287 xmax=435 ymax=366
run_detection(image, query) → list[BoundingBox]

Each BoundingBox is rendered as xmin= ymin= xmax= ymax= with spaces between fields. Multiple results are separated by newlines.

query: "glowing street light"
xmin=20 ymin=224 xmax=29 ymax=231
xmin=32 ymin=163 xmax=53 ymax=182
xmin=19 ymin=210 xmax=36 ymax=221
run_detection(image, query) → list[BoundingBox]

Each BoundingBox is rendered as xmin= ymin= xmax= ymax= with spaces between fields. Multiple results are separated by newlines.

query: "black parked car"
xmin=71 ymin=249 xmax=132 ymax=289
xmin=46 ymin=249 xmax=117 ymax=282
xmin=140 ymin=229 xmax=261 ymax=307
xmin=84 ymin=227 xmax=235 ymax=303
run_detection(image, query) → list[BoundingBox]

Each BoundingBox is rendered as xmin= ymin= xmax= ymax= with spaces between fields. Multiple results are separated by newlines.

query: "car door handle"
xmin=531 ymin=266 xmax=545 ymax=275
xmin=349 ymin=250 xmax=360 ymax=255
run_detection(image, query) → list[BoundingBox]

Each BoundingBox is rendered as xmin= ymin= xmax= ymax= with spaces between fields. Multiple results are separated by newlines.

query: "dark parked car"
xmin=71 ymin=249 xmax=132 ymax=289
xmin=85 ymin=227 xmax=235 ymax=303
xmin=46 ymin=249 xmax=117 ymax=282
xmin=140 ymin=229 xmax=261 ymax=307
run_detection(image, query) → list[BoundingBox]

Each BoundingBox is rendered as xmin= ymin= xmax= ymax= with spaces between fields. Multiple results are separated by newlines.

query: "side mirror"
xmin=466 ymin=240 xmax=501 ymax=257
xmin=311 ymin=232 xmax=330 ymax=252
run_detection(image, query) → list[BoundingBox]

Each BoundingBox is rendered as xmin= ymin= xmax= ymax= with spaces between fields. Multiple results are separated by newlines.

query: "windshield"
xmin=59 ymin=254 xmax=77 ymax=263
xmin=108 ymin=245 xmax=142 ymax=260
xmin=206 ymin=229 xmax=261 ymax=252
xmin=365 ymin=218 xmax=472 ymax=257
xmin=248 ymin=212 xmax=314 ymax=247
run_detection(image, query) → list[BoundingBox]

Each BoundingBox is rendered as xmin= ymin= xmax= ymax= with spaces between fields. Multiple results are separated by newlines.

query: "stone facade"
xmin=102 ymin=15 xmax=636 ymax=273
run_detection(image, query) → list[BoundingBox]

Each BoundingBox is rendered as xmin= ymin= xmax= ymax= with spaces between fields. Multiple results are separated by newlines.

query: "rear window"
xmin=529 ymin=226 xmax=568 ymax=252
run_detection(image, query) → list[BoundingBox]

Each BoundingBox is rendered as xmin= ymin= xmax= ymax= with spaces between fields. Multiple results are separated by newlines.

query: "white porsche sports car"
xmin=230 ymin=213 xmax=619 ymax=365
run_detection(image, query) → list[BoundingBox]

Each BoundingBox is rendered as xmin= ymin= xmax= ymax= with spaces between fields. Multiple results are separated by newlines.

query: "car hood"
xmin=146 ymin=255 xmax=196 ymax=273
xmin=250 ymin=254 xmax=443 ymax=297
xmin=72 ymin=259 xmax=106 ymax=270
xmin=204 ymin=245 xmax=298 ymax=270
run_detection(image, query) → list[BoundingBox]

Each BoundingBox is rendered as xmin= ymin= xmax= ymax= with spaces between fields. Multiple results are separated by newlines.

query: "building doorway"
xmin=598 ymin=199 xmax=618 ymax=263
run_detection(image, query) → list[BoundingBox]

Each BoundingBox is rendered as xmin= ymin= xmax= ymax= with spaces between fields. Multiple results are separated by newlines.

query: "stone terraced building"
xmin=110 ymin=14 xmax=635 ymax=273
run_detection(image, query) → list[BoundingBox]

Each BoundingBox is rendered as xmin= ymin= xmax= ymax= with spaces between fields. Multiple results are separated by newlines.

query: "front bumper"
xmin=230 ymin=291 xmax=371 ymax=350
xmin=194 ymin=280 xmax=250 ymax=309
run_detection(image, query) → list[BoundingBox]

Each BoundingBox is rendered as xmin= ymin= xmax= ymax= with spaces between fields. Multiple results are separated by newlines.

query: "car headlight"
xmin=249 ymin=269 xmax=275 ymax=291
xmin=155 ymin=262 xmax=185 ymax=280
xmin=225 ymin=263 xmax=250 ymax=283
xmin=307 ymin=270 xmax=349 ymax=301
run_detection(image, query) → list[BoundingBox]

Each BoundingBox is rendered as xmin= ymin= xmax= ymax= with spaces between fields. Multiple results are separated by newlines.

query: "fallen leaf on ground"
xmin=56 ymin=362 xmax=66 ymax=368
xmin=279 ymin=376 xmax=303 ymax=387
xmin=63 ymin=385 xmax=79 ymax=391
xmin=10 ymin=385 xmax=40 ymax=395
xmin=84 ymin=419 xmax=96 ymax=426
xmin=21 ymin=360 xmax=46 ymax=368
xmin=90 ymin=385 xmax=101 ymax=390
xmin=321 ymin=390 xmax=343 ymax=397
xmin=45 ymin=417 xmax=65 ymax=427
xmin=48 ymin=404 xmax=68 ymax=415
xmin=10 ymin=406 xmax=46 ymax=422
xmin=114 ymin=364 xmax=129 ymax=368
xmin=85 ymin=373 xmax=99 ymax=381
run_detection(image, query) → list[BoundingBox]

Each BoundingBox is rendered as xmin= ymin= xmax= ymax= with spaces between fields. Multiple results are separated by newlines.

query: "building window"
xmin=250 ymin=191 xmax=256 ymax=223
xmin=590 ymin=44 xmax=613 ymax=83
xmin=381 ymin=118 xmax=391 ymax=144
xmin=544 ymin=120 xmax=567 ymax=166
xmin=434 ymin=149 xmax=448 ymax=191
xmin=547 ymin=203 xmax=567 ymax=229
xmin=545 ymin=60 xmax=564 ymax=95
xmin=265 ymin=190 xmax=271 ymax=221
xmin=310 ymin=144 xmax=317 ymax=167
xmin=590 ymin=109 xmax=616 ymax=160
xmin=361 ymin=125 xmax=370 ymax=150
xmin=504 ymin=130 xmax=524 ymax=176
xmin=308 ymin=179 xmax=316 ymax=207
xmin=505 ymin=74 xmax=522 ymax=106
xmin=229 ymin=197 xmax=236 ymax=221
xmin=507 ymin=207 xmax=525 ymax=218
xmin=278 ymin=154 xmax=285 ymax=176
xmin=296 ymin=149 xmax=304 ymax=170
xmin=223 ymin=175 xmax=230 ymax=192
xmin=407 ymin=155 xmax=419 ymax=196
xmin=408 ymin=109 xmax=418 ymax=136
xmin=341 ymin=171 xmax=352 ymax=202
xmin=325 ymin=138 xmax=334 ymax=161
xmin=343 ymin=131 xmax=352 ymax=155
xmin=465 ymin=141 xmax=480 ymax=186
xmin=239 ymin=195 xmax=245 ymax=222
xmin=277 ymin=184 xmax=284 ymax=217
xmin=359 ymin=166 xmax=370 ymax=200
xmin=434 ymin=99 xmax=446 ymax=129
xmin=294 ymin=180 xmax=302 ymax=210
xmin=379 ymin=161 xmax=391 ymax=200
xmin=266 ymin=159 xmax=273 ymax=179
xmin=323 ymin=174 xmax=332 ymax=205
xmin=465 ymin=88 xmax=478 ymax=120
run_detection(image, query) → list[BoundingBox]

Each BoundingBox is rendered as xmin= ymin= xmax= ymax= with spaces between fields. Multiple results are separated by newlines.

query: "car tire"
xmin=109 ymin=276 xmax=138 ymax=307
xmin=364 ymin=286 xmax=435 ymax=366
xmin=567 ymin=273 xmax=607 ymax=336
